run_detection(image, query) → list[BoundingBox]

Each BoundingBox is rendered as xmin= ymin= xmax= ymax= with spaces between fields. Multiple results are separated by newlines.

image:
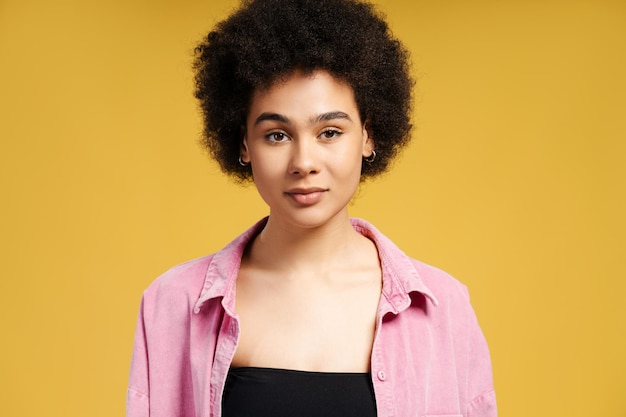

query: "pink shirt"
xmin=127 ymin=218 xmax=497 ymax=417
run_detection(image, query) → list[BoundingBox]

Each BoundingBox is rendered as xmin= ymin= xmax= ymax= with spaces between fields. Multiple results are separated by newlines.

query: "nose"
xmin=288 ymin=137 xmax=320 ymax=176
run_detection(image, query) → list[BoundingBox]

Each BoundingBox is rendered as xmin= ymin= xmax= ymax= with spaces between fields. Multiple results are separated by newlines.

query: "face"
xmin=241 ymin=70 xmax=374 ymax=230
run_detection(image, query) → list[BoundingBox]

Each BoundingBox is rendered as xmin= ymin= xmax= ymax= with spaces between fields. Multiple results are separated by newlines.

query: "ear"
xmin=361 ymin=121 xmax=374 ymax=158
xmin=240 ymin=134 xmax=251 ymax=163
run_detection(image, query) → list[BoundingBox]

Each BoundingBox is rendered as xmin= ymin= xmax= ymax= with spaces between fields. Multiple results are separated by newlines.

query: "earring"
xmin=238 ymin=156 xmax=249 ymax=166
xmin=364 ymin=150 xmax=376 ymax=163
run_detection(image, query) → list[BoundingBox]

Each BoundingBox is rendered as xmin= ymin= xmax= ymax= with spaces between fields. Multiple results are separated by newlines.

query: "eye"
xmin=265 ymin=131 xmax=289 ymax=143
xmin=320 ymin=129 xmax=343 ymax=140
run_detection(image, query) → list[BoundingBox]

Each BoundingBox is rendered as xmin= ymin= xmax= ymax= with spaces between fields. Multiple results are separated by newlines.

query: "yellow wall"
xmin=1 ymin=0 xmax=624 ymax=415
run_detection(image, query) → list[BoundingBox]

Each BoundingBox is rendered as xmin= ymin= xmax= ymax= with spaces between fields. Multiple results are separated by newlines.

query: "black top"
xmin=222 ymin=367 xmax=377 ymax=417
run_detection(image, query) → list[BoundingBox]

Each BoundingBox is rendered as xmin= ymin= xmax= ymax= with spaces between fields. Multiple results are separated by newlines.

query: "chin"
xmin=272 ymin=207 xmax=348 ymax=230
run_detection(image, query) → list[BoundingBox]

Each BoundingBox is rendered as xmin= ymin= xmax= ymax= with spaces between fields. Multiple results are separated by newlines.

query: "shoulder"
xmin=409 ymin=259 xmax=470 ymax=304
xmin=140 ymin=254 xmax=216 ymax=315
xmin=406 ymin=258 xmax=487 ymax=350
xmin=408 ymin=258 xmax=483 ymax=326
xmin=148 ymin=254 xmax=214 ymax=292
xmin=139 ymin=218 xmax=268 ymax=316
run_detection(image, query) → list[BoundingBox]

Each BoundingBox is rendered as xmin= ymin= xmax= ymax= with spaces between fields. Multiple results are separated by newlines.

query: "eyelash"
xmin=264 ymin=129 xmax=344 ymax=143
xmin=320 ymin=129 xmax=343 ymax=140
xmin=265 ymin=131 xmax=289 ymax=143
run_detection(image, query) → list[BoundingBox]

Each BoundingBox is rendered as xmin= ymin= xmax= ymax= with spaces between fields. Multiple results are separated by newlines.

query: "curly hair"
xmin=193 ymin=0 xmax=413 ymax=181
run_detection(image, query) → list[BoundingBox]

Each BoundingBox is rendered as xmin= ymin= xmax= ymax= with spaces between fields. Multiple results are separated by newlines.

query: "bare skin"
xmin=232 ymin=220 xmax=382 ymax=372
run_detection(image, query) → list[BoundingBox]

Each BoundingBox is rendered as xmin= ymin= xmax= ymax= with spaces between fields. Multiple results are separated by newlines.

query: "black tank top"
xmin=222 ymin=367 xmax=378 ymax=417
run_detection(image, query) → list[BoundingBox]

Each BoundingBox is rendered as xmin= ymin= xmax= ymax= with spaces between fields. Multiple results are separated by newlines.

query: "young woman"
xmin=127 ymin=0 xmax=497 ymax=416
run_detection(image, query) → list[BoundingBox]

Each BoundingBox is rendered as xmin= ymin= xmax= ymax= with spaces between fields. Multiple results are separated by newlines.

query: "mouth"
xmin=284 ymin=188 xmax=328 ymax=205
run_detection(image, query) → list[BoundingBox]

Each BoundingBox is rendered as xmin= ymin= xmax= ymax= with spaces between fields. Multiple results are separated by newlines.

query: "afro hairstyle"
xmin=193 ymin=0 xmax=413 ymax=181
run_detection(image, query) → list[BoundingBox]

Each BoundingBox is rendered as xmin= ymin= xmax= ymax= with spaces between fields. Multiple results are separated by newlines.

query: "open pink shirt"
xmin=127 ymin=218 xmax=497 ymax=417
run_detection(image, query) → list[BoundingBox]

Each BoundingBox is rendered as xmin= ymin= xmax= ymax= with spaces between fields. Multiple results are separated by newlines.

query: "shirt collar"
xmin=350 ymin=218 xmax=439 ymax=311
xmin=194 ymin=217 xmax=438 ymax=315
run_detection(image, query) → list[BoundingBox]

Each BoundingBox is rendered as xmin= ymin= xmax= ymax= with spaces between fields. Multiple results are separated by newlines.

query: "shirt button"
xmin=377 ymin=370 xmax=386 ymax=381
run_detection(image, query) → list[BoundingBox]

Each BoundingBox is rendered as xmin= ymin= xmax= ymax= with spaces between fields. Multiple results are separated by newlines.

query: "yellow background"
xmin=1 ymin=0 xmax=624 ymax=415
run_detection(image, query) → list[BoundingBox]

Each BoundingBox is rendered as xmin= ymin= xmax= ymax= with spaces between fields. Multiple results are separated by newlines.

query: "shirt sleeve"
xmin=464 ymin=287 xmax=497 ymax=417
xmin=468 ymin=389 xmax=497 ymax=417
xmin=127 ymin=296 xmax=150 ymax=417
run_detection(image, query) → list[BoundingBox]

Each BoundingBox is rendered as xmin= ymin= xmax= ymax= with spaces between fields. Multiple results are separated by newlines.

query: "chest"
xmin=231 ymin=274 xmax=381 ymax=372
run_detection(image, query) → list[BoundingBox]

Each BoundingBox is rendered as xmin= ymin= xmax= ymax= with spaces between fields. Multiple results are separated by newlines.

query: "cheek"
xmin=329 ymin=147 xmax=364 ymax=177
xmin=250 ymin=158 xmax=282 ymax=187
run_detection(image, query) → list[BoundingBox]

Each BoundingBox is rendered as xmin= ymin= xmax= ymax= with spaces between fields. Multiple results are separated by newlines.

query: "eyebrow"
xmin=313 ymin=111 xmax=352 ymax=124
xmin=253 ymin=111 xmax=353 ymax=126
xmin=254 ymin=112 xmax=290 ymax=126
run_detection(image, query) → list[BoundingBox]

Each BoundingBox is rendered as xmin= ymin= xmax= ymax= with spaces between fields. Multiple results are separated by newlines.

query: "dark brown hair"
xmin=194 ymin=0 xmax=413 ymax=181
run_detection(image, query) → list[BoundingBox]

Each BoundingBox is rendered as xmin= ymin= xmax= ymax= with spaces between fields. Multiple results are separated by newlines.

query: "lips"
xmin=285 ymin=187 xmax=328 ymax=205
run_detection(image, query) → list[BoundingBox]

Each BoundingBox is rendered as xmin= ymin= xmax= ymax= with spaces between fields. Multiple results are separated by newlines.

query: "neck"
xmin=245 ymin=213 xmax=365 ymax=276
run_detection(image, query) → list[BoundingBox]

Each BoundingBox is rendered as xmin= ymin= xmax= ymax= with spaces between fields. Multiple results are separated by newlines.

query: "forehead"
xmin=247 ymin=70 xmax=360 ymax=123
